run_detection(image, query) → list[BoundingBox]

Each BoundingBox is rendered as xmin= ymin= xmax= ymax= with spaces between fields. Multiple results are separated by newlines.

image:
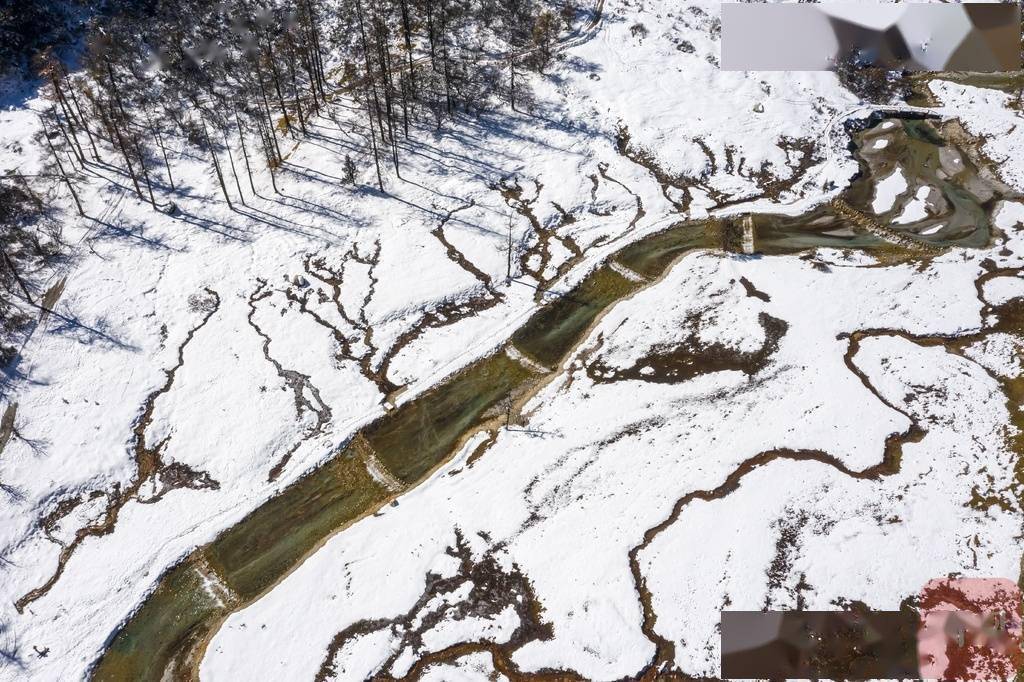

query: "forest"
xmin=0 ymin=0 xmax=573 ymax=360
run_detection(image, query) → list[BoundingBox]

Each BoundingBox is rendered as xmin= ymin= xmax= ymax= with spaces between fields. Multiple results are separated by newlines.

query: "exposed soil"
xmin=595 ymin=161 xmax=646 ymax=239
xmin=625 ymin=269 xmax=1024 ymax=675
xmin=494 ymin=176 xmax=584 ymax=299
xmin=738 ymin=276 xmax=770 ymax=302
xmin=91 ymin=106 xmax=1024 ymax=681
xmin=628 ymin=434 xmax=917 ymax=677
xmin=248 ymin=279 xmax=333 ymax=482
xmin=16 ymin=289 xmax=223 ymax=613
xmin=290 ymin=214 xmax=506 ymax=410
xmin=302 ymin=241 xmax=399 ymax=396
xmin=429 ymin=200 xmax=495 ymax=288
xmin=373 ymin=200 xmax=509 ymax=393
xmin=763 ymin=508 xmax=813 ymax=610
xmin=717 ymin=137 xmax=823 ymax=209
xmin=615 ymin=124 xmax=704 ymax=213
xmin=586 ymin=311 xmax=787 ymax=385
xmin=316 ymin=530 xmax=554 ymax=681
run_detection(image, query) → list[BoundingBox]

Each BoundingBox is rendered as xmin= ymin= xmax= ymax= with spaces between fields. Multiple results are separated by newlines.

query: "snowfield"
xmin=871 ymin=167 xmax=908 ymax=214
xmin=201 ymin=239 xmax=1023 ymax=679
xmin=0 ymin=0 xmax=1022 ymax=679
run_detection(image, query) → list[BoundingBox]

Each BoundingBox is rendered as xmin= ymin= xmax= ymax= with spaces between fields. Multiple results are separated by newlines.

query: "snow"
xmin=608 ymin=260 xmax=645 ymax=283
xmin=1 ymin=1 xmax=1023 ymax=680
xmin=420 ymin=604 xmax=520 ymax=653
xmin=929 ymin=80 xmax=1024 ymax=190
xmin=201 ymin=245 xmax=1015 ymax=681
xmin=646 ymin=329 xmax=1018 ymax=675
xmin=983 ymin=274 xmax=1024 ymax=306
xmin=419 ymin=652 xmax=507 ymax=681
xmin=963 ymin=333 xmax=1024 ymax=380
xmin=872 ymin=138 xmax=889 ymax=150
xmin=872 ymin=167 xmax=908 ymax=214
xmin=894 ymin=185 xmax=931 ymax=224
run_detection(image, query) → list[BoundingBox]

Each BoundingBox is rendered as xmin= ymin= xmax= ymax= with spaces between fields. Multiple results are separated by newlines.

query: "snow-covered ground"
xmin=872 ymin=167 xmax=908 ymax=214
xmin=894 ymin=185 xmax=931 ymax=223
xmin=930 ymin=80 xmax=1024 ymax=191
xmin=1 ymin=0 xmax=1022 ymax=679
xmin=202 ymin=221 xmax=1024 ymax=679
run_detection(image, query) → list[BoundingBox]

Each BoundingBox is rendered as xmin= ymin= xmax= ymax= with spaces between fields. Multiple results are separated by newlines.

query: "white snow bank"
xmin=872 ymin=168 xmax=908 ymax=214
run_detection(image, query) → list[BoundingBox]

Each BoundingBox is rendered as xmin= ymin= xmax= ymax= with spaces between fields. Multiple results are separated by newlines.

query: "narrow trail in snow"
xmin=597 ymin=161 xmax=645 ymax=239
xmin=315 ymin=530 xmax=553 ymax=681
xmin=495 ymin=176 xmax=584 ymax=300
xmin=374 ymin=201 xmax=507 ymax=395
xmin=299 ymin=240 xmax=400 ymax=398
xmin=247 ymin=279 xmax=333 ymax=482
xmin=627 ymin=272 xmax=1024 ymax=676
xmin=16 ymin=289 xmax=223 ymax=613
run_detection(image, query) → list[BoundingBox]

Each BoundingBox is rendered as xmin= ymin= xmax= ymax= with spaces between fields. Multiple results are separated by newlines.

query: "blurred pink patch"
xmin=918 ymin=578 xmax=1023 ymax=681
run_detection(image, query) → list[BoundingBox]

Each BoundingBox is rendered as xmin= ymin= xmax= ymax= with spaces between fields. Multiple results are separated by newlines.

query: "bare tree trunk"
xmin=261 ymin=37 xmax=293 ymax=135
xmin=222 ymin=129 xmax=246 ymax=206
xmin=94 ymin=96 xmax=116 ymax=143
xmin=269 ymin=158 xmax=280 ymax=194
xmin=129 ymin=131 xmax=157 ymax=207
xmin=148 ymin=113 xmax=175 ymax=190
xmin=355 ymin=0 xmax=388 ymax=144
xmin=105 ymin=60 xmax=130 ymax=121
xmin=101 ymin=100 xmax=144 ymax=200
xmin=285 ymin=39 xmax=308 ymax=135
xmin=254 ymin=60 xmax=283 ymax=161
xmin=398 ymin=0 xmax=417 ymax=97
xmin=201 ymin=117 xmax=233 ymax=209
xmin=425 ymin=0 xmax=438 ymax=70
xmin=299 ymin=45 xmax=320 ymax=113
xmin=363 ymin=87 xmax=384 ymax=191
xmin=254 ymin=114 xmax=281 ymax=194
xmin=0 ymin=246 xmax=35 ymax=304
xmin=59 ymin=66 xmax=99 ymax=161
xmin=374 ymin=19 xmax=401 ymax=176
xmin=51 ymin=106 xmax=84 ymax=166
xmin=399 ymin=73 xmax=410 ymax=139
xmin=299 ymin=0 xmax=328 ymax=97
xmin=509 ymin=56 xmax=517 ymax=112
xmin=51 ymin=80 xmax=87 ymax=164
xmin=439 ymin=0 xmax=454 ymax=114
xmin=51 ymin=76 xmax=80 ymax=128
xmin=54 ymin=76 xmax=79 ymax=124
xmin=39 ymin=115 xmax=85 ymax=216
xmin=236 ymin=112 xmax=257 ymax=195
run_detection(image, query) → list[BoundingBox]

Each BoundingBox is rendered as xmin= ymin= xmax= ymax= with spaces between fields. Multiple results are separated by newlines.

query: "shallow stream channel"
xmin=92 ymin=106 xmax=1017 ymax=680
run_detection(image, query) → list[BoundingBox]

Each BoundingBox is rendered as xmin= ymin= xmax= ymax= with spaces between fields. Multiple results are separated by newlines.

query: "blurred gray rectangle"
xmin=721 ymin=3 xmax=1021 ymax=71
xmin=721 ymin=610 xmax=920 ymax=679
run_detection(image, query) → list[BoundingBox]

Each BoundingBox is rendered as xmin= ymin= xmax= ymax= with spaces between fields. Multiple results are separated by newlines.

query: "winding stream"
xmin=91 ymin=105 xmax=1016 ymax=680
